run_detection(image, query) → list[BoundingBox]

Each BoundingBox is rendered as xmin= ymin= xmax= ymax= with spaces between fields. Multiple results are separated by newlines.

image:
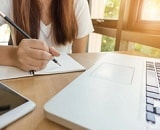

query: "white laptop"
xmin=0 ymin=82 xmax=35 ymax=129
xmin=44 ymin=52 xmax=160 ymax=130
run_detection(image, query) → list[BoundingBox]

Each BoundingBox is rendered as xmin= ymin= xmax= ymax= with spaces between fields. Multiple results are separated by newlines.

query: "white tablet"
xmin=0 ymin=82 xmax=36 ymax=129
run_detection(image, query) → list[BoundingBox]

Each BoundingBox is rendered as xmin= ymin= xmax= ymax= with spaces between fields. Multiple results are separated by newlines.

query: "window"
xmin=104 ymin=0 xmax=120 ymax=19
xmin=89 ymin=0 xmax=120 ymax=19
xmin=123 ymin=0 xmax=160 ymax=57
xmin=89 ymin=0 xmax=160 ymax=57
xmin=128 ymin=0 xmax=160 ymax=34
xmin=141 ymin=0 xmax=160 ymax=21
xmin=88 ymin=0 xmax=120 ymax=52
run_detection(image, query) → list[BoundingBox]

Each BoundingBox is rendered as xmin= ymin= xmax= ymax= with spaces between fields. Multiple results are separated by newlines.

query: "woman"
xmin=0 ymin=0 xmax=94 ymax=71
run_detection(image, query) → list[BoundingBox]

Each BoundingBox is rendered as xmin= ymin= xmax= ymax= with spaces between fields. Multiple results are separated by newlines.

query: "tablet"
xmin=0 ymin=82 xmax=36 ymax=129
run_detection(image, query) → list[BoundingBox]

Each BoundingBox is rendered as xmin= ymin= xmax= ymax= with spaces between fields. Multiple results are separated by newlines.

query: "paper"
xmin=0 ymin=53 xmax=86 ymax=80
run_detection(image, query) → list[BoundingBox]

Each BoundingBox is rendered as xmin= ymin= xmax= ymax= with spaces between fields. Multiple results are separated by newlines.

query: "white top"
xmin=0 ymin=0 xmax=94 ymax=53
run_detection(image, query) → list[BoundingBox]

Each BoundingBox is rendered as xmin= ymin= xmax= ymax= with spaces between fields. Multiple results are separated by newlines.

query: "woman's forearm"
xmin=0 ymin=39 xmax=60 ymax=71
xmin=0 ymin=45 xmax=18 ymax=66
xmin=72 ymin=35 xmax=89 ymax=53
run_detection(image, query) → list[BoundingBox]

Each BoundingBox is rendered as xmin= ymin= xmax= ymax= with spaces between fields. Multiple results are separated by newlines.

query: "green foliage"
xmin=101 ymin=0 xmax=120 ymax=52
xmin=134 ymin=43 xmax=160 ymax=58
xmin=104 ymin=0 xmax=120 ymax=19
xmin=101 ymin=36 xmax=115 ymax=51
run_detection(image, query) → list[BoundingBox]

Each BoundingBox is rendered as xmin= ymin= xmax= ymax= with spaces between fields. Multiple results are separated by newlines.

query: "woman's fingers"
xmin=15 ymin=39 xmax=60 ymax=71
xmin=49 ymin=47 xmax=60 ymax=56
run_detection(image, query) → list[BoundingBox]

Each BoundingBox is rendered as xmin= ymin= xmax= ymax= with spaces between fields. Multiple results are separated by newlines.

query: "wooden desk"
xmin=1 ymin=51 xmax=148 ymax=130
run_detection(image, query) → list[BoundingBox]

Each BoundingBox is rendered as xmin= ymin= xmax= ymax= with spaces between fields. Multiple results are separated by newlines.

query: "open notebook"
xmin=0 ymin=53 xmax=85 ymax=80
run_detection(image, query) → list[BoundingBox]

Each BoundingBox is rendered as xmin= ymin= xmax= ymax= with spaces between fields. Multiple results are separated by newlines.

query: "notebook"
xmin=44 ymin=52 xmax=160 ymax=130
xmin=0 ymin=82 xmax=35 ymax=129
xmin=0 ymin=53 xmax=85 ymax=80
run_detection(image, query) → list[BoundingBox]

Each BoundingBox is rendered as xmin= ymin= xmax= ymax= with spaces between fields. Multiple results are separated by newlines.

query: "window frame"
xmin=91 ymin=0 xmax=160 ymax=50
xmin=127 ymin=0 xmax=160 ymax=34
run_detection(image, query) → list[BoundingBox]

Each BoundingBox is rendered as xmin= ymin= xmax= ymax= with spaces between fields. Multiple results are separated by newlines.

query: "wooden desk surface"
xmin=1 ymin=51 xmax=149 ymax=130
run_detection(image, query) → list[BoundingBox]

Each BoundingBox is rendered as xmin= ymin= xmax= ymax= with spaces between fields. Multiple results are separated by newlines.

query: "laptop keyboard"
xmin=146 ymin=61 xmax=160 ymax=124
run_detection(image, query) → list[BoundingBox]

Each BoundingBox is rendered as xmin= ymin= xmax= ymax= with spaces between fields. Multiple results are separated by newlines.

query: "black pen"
xmin=53 ymin=59 xmax=61 ymax=66
xmin=0 ymin=11 xmax=61 ymax=75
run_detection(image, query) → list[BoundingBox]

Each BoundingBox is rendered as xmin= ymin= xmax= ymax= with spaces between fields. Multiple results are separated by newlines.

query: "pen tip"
xmin=57 ymin=63 xmax=61 ymax=66
xmin=52 ymin=58 xmax=61 ymax=66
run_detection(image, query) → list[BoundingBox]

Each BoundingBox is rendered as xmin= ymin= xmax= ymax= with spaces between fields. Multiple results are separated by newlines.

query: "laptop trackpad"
xmin=91 ymin=63 xmax=134 ymax=85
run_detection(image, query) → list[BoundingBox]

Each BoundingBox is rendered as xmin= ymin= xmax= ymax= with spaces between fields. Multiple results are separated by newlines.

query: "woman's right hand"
xmin=14 ymin=39 xmax=60 ymax=71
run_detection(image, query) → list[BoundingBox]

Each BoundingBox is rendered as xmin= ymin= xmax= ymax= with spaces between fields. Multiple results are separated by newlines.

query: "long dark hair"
xmin=13 ymin=0 xmax=78 ymax=45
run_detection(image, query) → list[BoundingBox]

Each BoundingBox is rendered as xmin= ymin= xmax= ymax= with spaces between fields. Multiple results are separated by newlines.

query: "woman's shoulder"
xmin=74 ymin=0 xmax=90 ymax=14
xmin=74 ymin=0 xmax=88 ymax=8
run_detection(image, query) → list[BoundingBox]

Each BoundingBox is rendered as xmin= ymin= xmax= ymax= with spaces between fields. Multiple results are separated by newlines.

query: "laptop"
xmin=44 ymin=52 xmax=160 ymax=130
xmin=0 ymin=82 xmax=35 ymax=129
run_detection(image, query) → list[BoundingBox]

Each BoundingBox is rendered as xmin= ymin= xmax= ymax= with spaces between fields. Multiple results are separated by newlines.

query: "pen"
xmin=53 ymin=59 xmax=61 ymax=66
xmin=0 ymin=11 xmax=31 ymax=38
xmin=0 ymin=11 xmax=61 ymax=74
